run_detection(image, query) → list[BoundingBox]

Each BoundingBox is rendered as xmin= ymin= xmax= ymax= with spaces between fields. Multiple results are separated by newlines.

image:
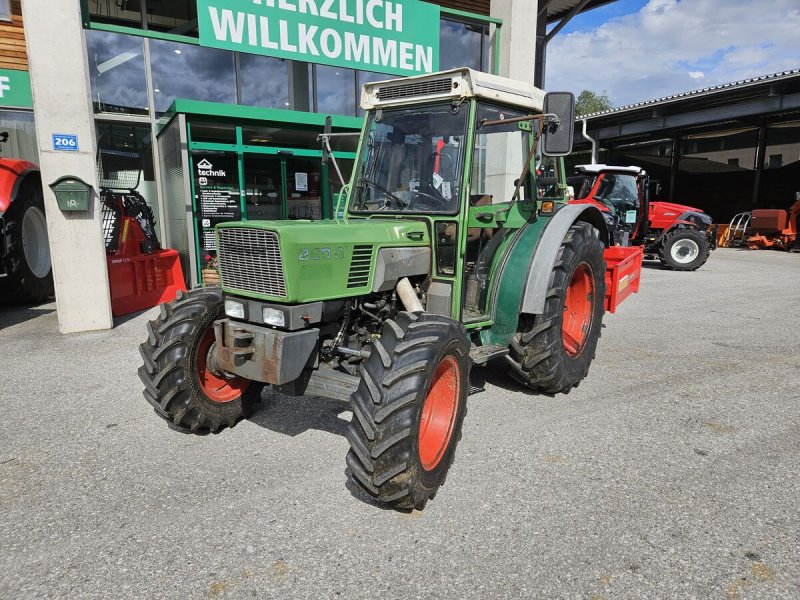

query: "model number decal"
xmin=299 ymin=246 xmax=345 ymax=261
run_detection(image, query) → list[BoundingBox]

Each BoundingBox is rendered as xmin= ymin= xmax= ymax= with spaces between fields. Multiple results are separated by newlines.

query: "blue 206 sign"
xmin=52 ymin=133 xmax=79 ymax=152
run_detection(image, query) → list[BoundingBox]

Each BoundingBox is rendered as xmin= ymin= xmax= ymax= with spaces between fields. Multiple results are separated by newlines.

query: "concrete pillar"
xmin=22 ymin=0 xmax=113 ymax=333
xmin=490 ymin=0 xmax=538 ymax=85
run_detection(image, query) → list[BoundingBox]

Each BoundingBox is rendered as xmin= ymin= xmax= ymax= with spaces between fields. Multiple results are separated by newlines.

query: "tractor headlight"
xmin=262 ymin=307 xmax=285 ymax=327
xmin=224 ymin=299 xmax=245 ymax=319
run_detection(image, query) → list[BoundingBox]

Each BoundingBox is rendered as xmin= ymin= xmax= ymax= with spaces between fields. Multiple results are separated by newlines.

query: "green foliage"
xmin=575 ymin=90 xmax=613 ymax=116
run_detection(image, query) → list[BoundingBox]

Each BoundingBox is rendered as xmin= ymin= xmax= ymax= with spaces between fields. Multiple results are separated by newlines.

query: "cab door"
xmin=461 ymin=103 xmax=533 ymax=322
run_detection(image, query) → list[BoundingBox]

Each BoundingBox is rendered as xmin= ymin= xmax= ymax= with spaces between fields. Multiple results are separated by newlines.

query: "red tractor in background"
xmin=570 ymin=164 xmax=716 ymax=271
xmin=0 ymin=134 xmax=53 ymax=304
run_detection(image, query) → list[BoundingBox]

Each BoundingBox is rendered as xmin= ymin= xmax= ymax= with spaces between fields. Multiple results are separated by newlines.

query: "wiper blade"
xmin=359 ymin=176 xmax=407 ymax=208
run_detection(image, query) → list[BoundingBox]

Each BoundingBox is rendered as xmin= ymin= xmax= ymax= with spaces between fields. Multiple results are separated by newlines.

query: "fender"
xmin=0 ymin=159 xmax=39 ymax=214
xmin=520 ymin=204 xmax=608 ymax=315
xmin=648 ymin=212 xmax=710 ymax=248
xmin=481 ymin=204 xmax=608 ymax=348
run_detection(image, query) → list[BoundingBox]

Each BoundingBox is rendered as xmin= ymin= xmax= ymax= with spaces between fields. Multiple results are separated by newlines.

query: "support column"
xmin=22 ymin=0 xmax=113 ymax=333
xmin=490 ymin=0 xmax=539 ymax=85
xmin=668 ymin=138 xmax=679 ymax=202
xmin=752 ymin=125 xmax=767 ymax=207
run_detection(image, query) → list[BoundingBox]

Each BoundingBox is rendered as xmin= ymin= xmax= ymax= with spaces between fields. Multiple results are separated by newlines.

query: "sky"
xmin=546 ymin=0 xmax=800 ymax=108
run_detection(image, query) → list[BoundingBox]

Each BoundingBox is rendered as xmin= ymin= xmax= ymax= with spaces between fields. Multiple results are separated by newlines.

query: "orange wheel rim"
xmin=195 ymin=328 xmax=249 ymax=403
xmin=562 ymin=262 xmax=595 ymax=358
xmin=418 ymin=355 xmax=460 ymax=471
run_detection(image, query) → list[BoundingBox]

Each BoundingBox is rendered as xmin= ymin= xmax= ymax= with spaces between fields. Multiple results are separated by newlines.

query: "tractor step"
xmin=302 ymin=366 xmax=360 ymax=402
xmin=469 ymin=344 xmax=508 ymax=366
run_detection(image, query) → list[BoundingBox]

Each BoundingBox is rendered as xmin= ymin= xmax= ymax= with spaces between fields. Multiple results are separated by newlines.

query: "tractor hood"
xmin=215 ymin=219 xmax=431 ymax=303
xmin=649 ymin=201 xmax=704 ymax=215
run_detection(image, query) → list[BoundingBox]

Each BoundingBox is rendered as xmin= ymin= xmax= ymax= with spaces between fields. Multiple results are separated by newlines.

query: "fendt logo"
xmin=196 ymin=158 xmax=226 ymax=177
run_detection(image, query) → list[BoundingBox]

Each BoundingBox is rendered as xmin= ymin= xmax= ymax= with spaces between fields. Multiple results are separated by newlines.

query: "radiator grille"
xmin=218 ymin=228 xmax=287 ymax=297
xmin=347 ymin=245 xmax=374 ymax=289
xmin=377 ymin=78 xmax=453 ymax=101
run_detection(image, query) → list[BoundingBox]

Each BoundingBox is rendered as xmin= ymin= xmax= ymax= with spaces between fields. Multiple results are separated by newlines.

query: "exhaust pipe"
xmin=581 ymin=119 xmax=598 ymax=165
xmin=396 ymin=277 xmax=424 ymax=313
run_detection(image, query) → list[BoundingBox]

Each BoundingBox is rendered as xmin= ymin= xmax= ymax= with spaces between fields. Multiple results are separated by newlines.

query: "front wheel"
xmin=506 ymin=222 xmax=605 ymax=394
xmin=659 ymin=228 xmax=710 ymax=271
xmin=346 ymin=312 xmax=471 ymax=510
xmin=138 ymin=287 xmax=262 ymax=433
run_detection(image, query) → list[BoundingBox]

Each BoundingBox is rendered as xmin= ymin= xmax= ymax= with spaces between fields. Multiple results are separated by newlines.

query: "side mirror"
xmin=542 ymin=92 xmax=575 ymax=157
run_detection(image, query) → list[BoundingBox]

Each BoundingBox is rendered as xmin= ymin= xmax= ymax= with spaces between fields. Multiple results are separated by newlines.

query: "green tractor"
xmin=139 ymin=68 xmax=641 ymax=510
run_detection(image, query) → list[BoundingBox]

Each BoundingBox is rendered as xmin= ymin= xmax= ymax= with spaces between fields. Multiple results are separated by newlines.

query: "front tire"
xmin=506 ymin=222 xmax=605 ymax=394
xmin=0 ymin=178 xmax=54 ymax=305
xmin=138 ymin=287 xmax=261 ymax=434
xmin=659 ymin=228 xmax=709 ymax=271
xmin=346 ymin=312 xmax=471 ymax=510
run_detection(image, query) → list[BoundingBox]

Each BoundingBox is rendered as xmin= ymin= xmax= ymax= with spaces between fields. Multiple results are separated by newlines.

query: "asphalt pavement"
xmin=1 ymin=248 xmax=798 ymax=599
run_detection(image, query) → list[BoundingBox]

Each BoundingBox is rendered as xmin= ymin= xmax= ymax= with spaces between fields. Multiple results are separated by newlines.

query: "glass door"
xmin=285 ymin=157 xmax=322 ymax=220
xmin=243 ymin=154 xmax=283 ymax=220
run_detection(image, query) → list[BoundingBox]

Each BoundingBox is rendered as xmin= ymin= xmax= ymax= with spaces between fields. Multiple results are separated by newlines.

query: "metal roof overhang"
xmin=543 ymin=0 xmax=617 ymax=23
xmin=574 ymin=70 xmax=800 ymax=144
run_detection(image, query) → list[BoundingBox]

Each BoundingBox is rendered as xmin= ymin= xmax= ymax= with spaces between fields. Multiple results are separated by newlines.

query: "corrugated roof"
xmin=578 ymin=68 xmax=800 ymax=119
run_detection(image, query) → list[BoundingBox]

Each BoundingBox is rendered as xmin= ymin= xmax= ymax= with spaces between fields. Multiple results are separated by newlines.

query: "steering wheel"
xmin=412 ymin=188 xmax=451 ymax=211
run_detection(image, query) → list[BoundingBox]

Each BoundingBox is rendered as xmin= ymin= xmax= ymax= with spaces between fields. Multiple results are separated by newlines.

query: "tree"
xmin=575 ymin=90 xmax=613 ymax=116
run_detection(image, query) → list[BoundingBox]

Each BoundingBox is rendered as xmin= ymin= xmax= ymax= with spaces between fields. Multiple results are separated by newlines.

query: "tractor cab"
xmin=572 ymin=164 xmax=648 ymax=246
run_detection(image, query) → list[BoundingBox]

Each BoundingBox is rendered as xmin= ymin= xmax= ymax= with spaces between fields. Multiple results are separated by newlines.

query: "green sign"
xmin=0 ymin=69 xmax=33 ymax=109
xmin=197 ymin=0 xmax=440 ymax=77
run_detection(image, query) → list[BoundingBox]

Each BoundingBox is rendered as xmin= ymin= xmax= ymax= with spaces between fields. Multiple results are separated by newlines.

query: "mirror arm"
xmin=495 ymin=115 xmax=546 ymax=222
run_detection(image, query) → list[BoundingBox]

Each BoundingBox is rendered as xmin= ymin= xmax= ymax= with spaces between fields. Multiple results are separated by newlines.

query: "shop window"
xmin=87 ymin=0 xmax=142 ymax=27
xmin=439 ymin=18 xmax=489 ymax=73
xmin=85 ymin=30 xmax=148 ymax=115
xmin=146 ymin=0 xmax=197 ymax=34
xmin=315 ymin=66 xmax=356 ymax=117
xmin=239 ymin=55 xmax=290 ymax=109
xmin=150 ymin=40 xmax=236 ymax=114
xmin=189 ymin=122 xmax=237 ymax=145
xmin=0 ymin=110 xmax=38 ymax=163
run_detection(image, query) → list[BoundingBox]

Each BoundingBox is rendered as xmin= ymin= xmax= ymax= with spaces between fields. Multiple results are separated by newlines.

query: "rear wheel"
xmin=659 ymin=228 xmax=709 ymax=271
xmin=346 ymin=312 xmax=470 ymax=510
xmin=0 ymin=178 xmax=54 ymax=305
xmin=506 ymin=222 xmax=605 ymax=394
xmin=138 ymin=287 xmax=261 ymax=433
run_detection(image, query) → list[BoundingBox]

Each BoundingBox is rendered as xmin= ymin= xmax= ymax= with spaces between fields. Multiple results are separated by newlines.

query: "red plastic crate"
xmin=107 ymin=248 xmax=186 ymax=317
xmin=604 ymin=246 xmax=643 ymax=314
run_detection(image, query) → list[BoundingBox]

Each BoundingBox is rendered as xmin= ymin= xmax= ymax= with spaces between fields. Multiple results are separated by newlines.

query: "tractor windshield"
xmin=580 ymin=173 xmax=640 ymax=215
xmin=350 ymin=102 xmax=469 ymax=215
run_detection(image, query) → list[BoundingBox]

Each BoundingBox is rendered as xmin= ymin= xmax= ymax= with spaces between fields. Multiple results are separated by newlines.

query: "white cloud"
xmin=547 ymin=0 xmax=800 ymax=106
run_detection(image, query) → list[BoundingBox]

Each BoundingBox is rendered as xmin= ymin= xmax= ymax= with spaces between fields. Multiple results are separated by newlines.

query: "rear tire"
xmin=659 ymin=228 xmax=709 ymax=271
xmin=0 ymin=178 xmax=54 ymax=305
xmin=138 ymin=287 xmax=262 ymax=434
xmin=346 ymin=312 xmax=471 ymax=510
xmin=506 ymin=222 xmax=605 ymax=394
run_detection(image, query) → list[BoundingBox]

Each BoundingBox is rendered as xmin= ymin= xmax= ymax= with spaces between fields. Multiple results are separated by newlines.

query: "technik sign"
xmin=197 ymin=0 xmax=440 ymax=76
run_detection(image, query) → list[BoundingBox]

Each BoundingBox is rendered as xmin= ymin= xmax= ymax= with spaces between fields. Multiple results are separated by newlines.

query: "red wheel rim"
xmin=195 ymin=328 xmax=250 ymax=403
xmin=562 ymin=262 xmax=595 ymax=358
xmin=418 ymin=355 xmax=460 ymax=471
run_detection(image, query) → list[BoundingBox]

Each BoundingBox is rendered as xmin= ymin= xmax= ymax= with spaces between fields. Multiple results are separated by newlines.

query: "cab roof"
xmin=575 ymin=164 xmax=644 ymax=176
xmin=360 ymin=68 xmax=545 ymax=113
